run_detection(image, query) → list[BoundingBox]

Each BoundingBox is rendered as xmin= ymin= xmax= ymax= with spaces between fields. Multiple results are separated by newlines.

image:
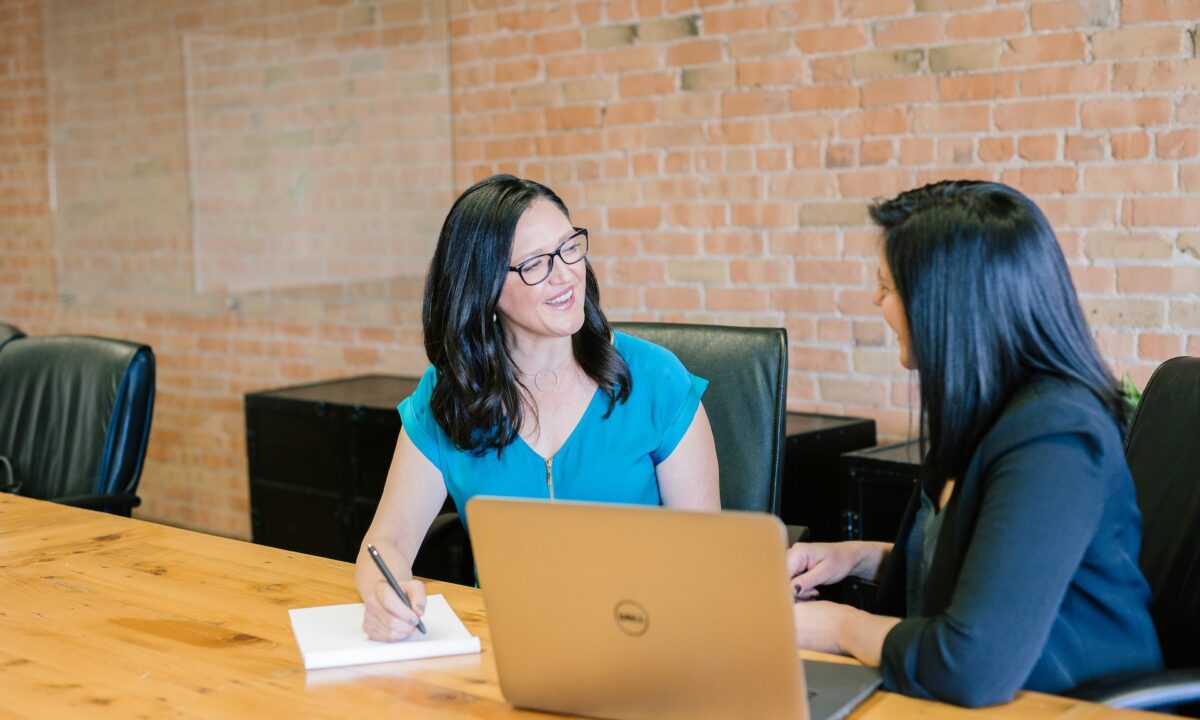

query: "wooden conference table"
xmin=0 ymin=494 xmax=1169 ymax=719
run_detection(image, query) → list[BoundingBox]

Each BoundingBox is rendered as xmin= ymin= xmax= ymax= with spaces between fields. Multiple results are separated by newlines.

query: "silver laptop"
xmin=467 ymin=497 xmax=881 ymax=720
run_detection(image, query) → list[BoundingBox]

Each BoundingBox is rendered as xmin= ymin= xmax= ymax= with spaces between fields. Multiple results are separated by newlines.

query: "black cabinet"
xmin=840 ymin=439 xmax=922 ymax=542
xmin=821 ymin=439 xmax=922 ymax=610
xmin=780 ymin=412 xmax=877 ymax=541
xmin=245 ymin=375 xmax=419 ymax=562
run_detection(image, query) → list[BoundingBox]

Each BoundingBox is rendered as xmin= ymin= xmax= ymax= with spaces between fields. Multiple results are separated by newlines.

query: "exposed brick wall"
xmin=2 ymin=0 xmax=1199 ymax=537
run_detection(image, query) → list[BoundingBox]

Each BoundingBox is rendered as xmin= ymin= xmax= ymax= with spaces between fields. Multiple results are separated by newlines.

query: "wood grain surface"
xmin=0 ymin=495 xmax=1171 ymax=719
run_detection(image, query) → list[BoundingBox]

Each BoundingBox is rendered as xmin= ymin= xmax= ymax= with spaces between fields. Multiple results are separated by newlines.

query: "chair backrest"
xmin=1124 ymin=356 xmax=1200 ymax=670
xmin=0 ymin=335 xmax=155 ymax=511
xmin=614 ymin=322 xmax=788 ymax=514
xmin=0 ymin=322 xmax=24 ymax=352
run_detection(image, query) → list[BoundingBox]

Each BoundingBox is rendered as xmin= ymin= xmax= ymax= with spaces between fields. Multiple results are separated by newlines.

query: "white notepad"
xmin=289 ymin=594 xmax=481 ymax=670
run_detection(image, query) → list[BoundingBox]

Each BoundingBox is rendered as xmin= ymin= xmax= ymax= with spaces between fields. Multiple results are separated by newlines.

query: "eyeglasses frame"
xmin=507 ymin=227 xmax=589 ymax=286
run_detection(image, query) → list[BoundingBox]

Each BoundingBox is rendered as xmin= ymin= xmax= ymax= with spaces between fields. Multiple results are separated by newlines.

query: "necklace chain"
xmin=516 ymin=355 xmax=574 ymax=393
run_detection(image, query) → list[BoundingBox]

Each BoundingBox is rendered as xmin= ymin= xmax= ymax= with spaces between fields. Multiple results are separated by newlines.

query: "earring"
xmin=493 ymin=312 xmax=497 ymax=322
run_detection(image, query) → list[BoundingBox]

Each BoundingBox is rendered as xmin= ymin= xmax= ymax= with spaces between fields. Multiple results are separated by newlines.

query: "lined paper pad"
xmin=289 ymin=594 xmax=481 ymax=670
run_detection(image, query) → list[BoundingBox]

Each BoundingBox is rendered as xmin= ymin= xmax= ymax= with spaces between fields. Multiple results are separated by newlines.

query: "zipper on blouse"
xmin=545 ymin=455 xmax=555 ymax=500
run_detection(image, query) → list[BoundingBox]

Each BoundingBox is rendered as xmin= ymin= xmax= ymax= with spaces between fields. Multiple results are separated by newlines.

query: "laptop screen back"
xmin=467 ymin=497 xmax=808 ymax=720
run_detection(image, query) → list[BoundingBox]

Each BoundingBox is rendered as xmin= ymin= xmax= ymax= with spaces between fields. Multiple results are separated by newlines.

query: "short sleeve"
xmin=397 ymin=365 xmax=444 ymax=469
xmin=650 ymin=364 xmax=709 ymax=465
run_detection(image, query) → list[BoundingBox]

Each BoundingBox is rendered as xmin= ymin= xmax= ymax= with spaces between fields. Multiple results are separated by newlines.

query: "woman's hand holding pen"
xmin=363 ymin=577 xmax=427 ymax=642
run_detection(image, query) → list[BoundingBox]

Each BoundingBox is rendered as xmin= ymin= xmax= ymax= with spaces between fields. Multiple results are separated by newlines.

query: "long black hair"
xmin=422 ymin=174 xmax=631 ymax=455
xmin=869 ymin=180 xmax=1126 ymax=484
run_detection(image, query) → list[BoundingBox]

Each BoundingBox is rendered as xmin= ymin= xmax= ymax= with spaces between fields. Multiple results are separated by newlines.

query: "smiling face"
xmin=872 ymin=249 xmax=914 ymax=370
xmin=494 ymin=198 xmax=587 ymax=347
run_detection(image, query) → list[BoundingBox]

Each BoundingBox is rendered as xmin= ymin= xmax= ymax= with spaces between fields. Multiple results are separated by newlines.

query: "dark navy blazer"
xmin=877 ymin=375 xmax=1163 ymax=707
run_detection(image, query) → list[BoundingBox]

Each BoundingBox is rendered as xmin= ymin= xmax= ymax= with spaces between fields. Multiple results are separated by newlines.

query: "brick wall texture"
xmin=2 ymin=0 xmax=1199 ymax=537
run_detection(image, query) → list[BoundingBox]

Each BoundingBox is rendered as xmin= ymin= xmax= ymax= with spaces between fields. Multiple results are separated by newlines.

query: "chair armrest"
xmin=53 ymin=493 xmax=141 ymax=511
xmin=786 ymin=524 xmax=810 ymax=545
xmin=413 ymin=512 xmax=474 ymax=586
xmin=425 ymin=511 xmax=462 ymax=543
xmin=1069 ymin=668 xmax=1200 ymax=710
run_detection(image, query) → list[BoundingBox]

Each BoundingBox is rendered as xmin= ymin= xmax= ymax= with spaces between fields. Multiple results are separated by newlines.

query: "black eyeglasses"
xmin=508 ymin=228 xmax=589 ymax=286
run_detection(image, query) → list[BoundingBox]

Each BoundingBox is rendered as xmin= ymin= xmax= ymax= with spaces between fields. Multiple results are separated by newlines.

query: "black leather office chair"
xmin=0 ymin=335 xmax=155 ymax=516
xmin=1071 ymin=356 xmax=1200 ymax=715
xmin=413 ymin=322 xmax=790 ymax=585
xmin=614 ymin=322 xmax=788 ymax=514
xmin=0 ymin=322 xmax=24 ymax=352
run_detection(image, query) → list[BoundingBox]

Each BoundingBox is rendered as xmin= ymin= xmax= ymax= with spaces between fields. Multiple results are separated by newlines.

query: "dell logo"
xmin=613 ymin=600 xmax=649 ymax=636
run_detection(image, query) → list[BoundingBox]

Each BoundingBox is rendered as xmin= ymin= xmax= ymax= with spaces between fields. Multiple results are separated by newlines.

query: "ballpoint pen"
xmin=366 ymin=543 xmax=427 ymax=635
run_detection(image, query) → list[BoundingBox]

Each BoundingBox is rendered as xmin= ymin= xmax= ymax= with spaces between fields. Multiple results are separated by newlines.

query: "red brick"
xmin=645 ymin=287 xmax=701 ymax=310
xmin=1000 ymin=166 xmax=1078 ymax=195
xmin=794 ymin=346 xmax=849 ymax=373
xmin=767 ymin=1 xmax=840 ymax=26
xmin=609 ymin=206 xmax=662 ymax=229
xmin=1137 ymin=332 xmax=1182 ymax=361
xmin=1019 ymin=65 xmax=1109 ymax=96
xmin=1032 ymin=0 xmax=1119 ymax=29
xmin=946 ymin=8 xmax=1026 ymax=40
xmin=913 ymin=104 xmax=990 ymax=133
xmin=838 ymin=107 xmax=909 ymax=137
xmin=1018 ymin=135 xmax=1059 ymax=161
xmin=737 ymin=58 xmax=807 ymax=87
xmin=664 ymin=39 xmax=721 ymax=67
xmin=1128 ymin=198 xmax=1200 ymax=227
xmin=769 ymin=173 xmax=839 ymax=199
xmin=862 ymin=76 xmax=936 ymax=106
xmin=1157 ymin=129 xmax=1200 ymax=159
xmin=731 ymin=203 xmax=798 ymax=226
xmin=1113 ymin=59 xmax=1200 ymax=92
xmin=619 ymin=71 xmax=675 ymax=97
xmin=705 ymin=231 xmax=764 ymax=255
xmin=795 ymin=25 xmax=868 ymax=53
xmin=789 ymin=84 xmax=860 ymax=111
xmin=771 ymin=288 xmax=837 ymax=312
xmin=1121 ymin=0 xmax=1200 ymax=22
xmin=862 ymin=139 xmax=895 ymax=165
xmin=703 ymin=7 xmax=768 ymax=33
xmin=840 ymin=0 xmax=910 ymax=19
xmin=723 ymin=90 xmax=788 ymax=117
xmin=838 ymin=169 xmax=914 ymax=198
xmin=873 ymin=16 xmax=943 ymax=48
xmin=994 ymin=99 xmax=1077 ymax=130
xmin=706 ymin=288 xmax=768 ymax=311
xmin=1085 ymin=164 xmax=1175 ymax=194
xmin=1065 ymin=134 xmax=1105 ymax=162
xmin=981 ymin=137 xmax=1016 ymax=164
xmin=1003 ymin=32 xmax=1087 ymax=66
xmin=795 ymin=259 xmax=865 ymax=285
xmin=811 ymin=56 xmax=852 ymax=83
xmin=730 ymin=31 xmax=795 ymax=58
xmin=1111 ymin=131 xmax=1151 ymax=160
xmin=1082 ymin=98 xmax=1172 ymax=128
xmin=1092 ymin=27 xmax=1186 ymax=59
xmin=939 ymin=72 xmax=1017 ymax=101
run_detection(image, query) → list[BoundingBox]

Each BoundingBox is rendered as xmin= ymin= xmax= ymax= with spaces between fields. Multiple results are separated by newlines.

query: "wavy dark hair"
xmin=422 ymin=174 xmax=631 ymax=456
xmin=869 ymin=180 xmax=1127 ymax=485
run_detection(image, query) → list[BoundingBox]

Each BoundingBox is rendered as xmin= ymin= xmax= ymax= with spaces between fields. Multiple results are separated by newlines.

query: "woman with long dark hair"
xmin=356 ymin=175 xmax=719 ymax=640
xmin=786 ymin=181 xmax=1162 ymax=706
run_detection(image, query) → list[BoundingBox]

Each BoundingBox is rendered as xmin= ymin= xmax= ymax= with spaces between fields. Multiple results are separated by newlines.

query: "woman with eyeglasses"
xmin=785 ymin=181 xmax=1162 ymax=706
xmin=356 ymin=175 xmax=719 ymax=640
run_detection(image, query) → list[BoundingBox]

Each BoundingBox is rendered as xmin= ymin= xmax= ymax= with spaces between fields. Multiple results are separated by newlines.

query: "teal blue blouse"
xmin=398 ymin=331 xmax=707 ymax=518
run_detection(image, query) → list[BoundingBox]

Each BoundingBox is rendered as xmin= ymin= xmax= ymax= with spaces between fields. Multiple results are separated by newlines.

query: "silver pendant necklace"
xmin=520 ymin=355 xmax=574 ymax=393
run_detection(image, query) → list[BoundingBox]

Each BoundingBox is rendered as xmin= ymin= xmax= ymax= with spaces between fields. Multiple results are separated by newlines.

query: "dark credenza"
xmin=828 ymin=439 xmax=922 ymax=611
xmin=245 ymin=375 xmax=419 ymax=562
xmin=840 ymin=439 xmax=922 ymax=542
xmin=780 ymin=412 xmax=877 ymax=541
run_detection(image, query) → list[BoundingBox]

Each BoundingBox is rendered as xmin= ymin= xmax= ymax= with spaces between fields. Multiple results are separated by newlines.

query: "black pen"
xmin=366 ymin=543 xmax=426 ymax=635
